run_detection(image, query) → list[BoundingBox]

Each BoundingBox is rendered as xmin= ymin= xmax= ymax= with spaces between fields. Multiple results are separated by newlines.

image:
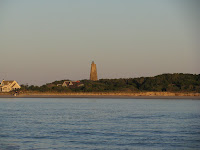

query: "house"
xmin=62 ymin=81 xmax=74 ymax=87
xmin=0 ymin=80 xmax=21 ymax=92
xmin=61 ymin=81 xmax=84 ymax=88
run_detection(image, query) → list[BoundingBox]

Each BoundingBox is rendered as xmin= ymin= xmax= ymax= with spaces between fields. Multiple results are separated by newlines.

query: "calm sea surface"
xmin=0 ymin=98 xmax=200 ymax=150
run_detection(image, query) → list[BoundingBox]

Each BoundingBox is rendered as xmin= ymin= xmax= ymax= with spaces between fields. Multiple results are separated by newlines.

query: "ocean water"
xmin=0 ymin=98 xmax=200 ymax=150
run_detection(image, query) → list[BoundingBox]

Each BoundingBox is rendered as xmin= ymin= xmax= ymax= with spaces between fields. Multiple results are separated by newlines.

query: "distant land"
xmin=18 ymin=73 xmax=199 ymax=93
xmin=0 ymin=73 xmax=199 ymax=98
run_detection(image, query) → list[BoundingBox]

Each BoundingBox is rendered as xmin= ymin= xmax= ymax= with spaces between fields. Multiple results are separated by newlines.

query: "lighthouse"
xmin=90 ymin=61 xmax=98 ymax=81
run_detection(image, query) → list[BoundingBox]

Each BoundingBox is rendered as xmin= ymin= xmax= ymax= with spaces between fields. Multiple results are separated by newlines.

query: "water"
xmin=0 ymin=98 xmax=200 ymax=150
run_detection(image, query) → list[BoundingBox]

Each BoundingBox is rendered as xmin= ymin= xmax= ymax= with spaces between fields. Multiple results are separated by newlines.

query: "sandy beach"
xmin=0 ymin=92 xmax=199 ymax=99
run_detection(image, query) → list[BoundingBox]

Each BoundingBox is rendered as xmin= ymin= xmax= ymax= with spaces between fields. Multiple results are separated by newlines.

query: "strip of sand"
xmin=0 ymin=92 xmax=199 ymax=99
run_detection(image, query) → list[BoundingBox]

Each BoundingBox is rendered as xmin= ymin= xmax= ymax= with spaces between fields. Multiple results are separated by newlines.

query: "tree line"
xmin=20 ymin=73 xmax=200 ymax=93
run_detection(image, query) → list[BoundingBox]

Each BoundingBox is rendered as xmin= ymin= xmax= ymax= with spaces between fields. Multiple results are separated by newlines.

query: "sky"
xmin=0 ymin=0 xmax=199 ymax=85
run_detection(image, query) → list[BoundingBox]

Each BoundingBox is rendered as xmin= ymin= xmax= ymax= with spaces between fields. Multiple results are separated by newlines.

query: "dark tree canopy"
xmin=20 ymin=73 xmax=200 ymax=93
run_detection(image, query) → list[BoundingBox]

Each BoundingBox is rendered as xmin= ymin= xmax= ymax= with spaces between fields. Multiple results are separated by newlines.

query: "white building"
xmin=62 ymin=81 xmax=74 ymax=87
xmin=57 ymin=81 xmax=84 ymax=88
xmin=0 ymin=80 xmax=21 ymax=92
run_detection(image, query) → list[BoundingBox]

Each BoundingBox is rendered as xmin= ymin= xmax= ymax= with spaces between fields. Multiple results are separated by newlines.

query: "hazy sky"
xmin=0 ymin=0 xmax=199 ymax=85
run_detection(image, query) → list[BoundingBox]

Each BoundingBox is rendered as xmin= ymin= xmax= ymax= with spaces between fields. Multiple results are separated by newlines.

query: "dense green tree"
xmin=19 ymin=73 xmax=200 ymax=93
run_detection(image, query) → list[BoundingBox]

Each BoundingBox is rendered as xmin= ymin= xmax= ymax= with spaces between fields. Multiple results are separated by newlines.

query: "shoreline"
xmin=0 ymin=92 xmax=200 ymax=99
xmin=0 ymin=95 xmax=199 ymax=100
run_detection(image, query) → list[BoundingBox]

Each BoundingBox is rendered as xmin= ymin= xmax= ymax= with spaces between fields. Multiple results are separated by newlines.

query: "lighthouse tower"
xmin=90 ymin=61 xmax=98 ymax=81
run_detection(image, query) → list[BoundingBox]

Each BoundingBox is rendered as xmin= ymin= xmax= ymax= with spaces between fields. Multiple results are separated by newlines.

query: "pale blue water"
xmin=0 ymin=98 xmax=200 ymax=150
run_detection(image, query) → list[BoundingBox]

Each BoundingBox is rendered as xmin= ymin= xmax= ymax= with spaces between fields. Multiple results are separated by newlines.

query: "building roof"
xmin=61 ymin=81 xmax=84 ymax=88
xmin=2 ymin=80 xmax=15 ymax=85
